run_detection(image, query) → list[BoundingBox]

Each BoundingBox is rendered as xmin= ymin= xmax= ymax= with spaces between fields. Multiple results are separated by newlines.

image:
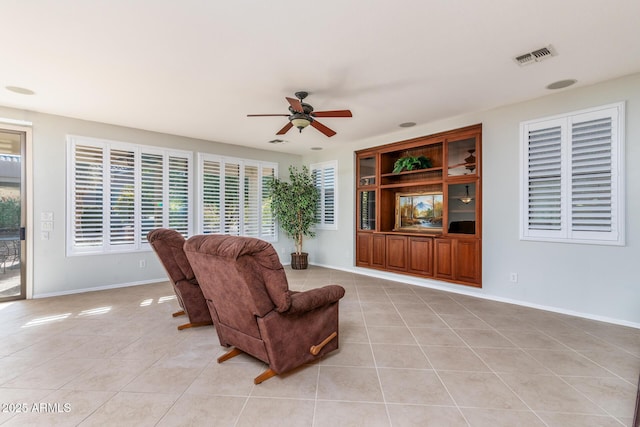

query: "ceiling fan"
xmin=247 ymin=91 xmax=352 ymax=137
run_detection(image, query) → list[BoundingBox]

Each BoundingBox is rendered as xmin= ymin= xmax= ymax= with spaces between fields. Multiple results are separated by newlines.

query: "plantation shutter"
xmin=570 ymin=111 xmax=618 ymax=240
xmin=312 ymin=168 xmax=322 ymax=224
xmin=310 ymin=161 xmax=338 ymax=230
xmin=140 ymin=153 xmax=164 ymax=240
xmin=243 ymin=164 xmax=259 ymax=237
xmin=109 ymin=149 xmax=136 ymax=246
xmin=202 ymin=158 xmax=222 ymax=234
xmin=525 ymin=121 xmax=564 ymax=235
xmin=168 ymin=156 xmax=190 ymax=236
xmin=197 ymin=154 xmax=277 ymax=241
xmin=261 ymin=165 xmax=276 ymax=239
xmin=224 ymin=161 xmax=241 ymax=235
xmin=520 ymin=102 xmax=623 ymax=245
xmin=72 ymin=143 xmax=105 ymax=248
xmin=69 ymin=136 xmax=193 ymax=255
xmin=323 ymin=166 xmax=336 ymax=226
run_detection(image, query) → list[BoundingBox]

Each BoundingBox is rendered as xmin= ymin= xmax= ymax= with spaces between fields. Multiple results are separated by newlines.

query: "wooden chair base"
xmin=217 ymin=348 xmax=278 ymax=384
xmin=177 ymin=321 xmax=213 ymax=331
xmin=217 ymin=347 xmax=243 ymax=364
xmin=254 ymin=368 xmax=277 ymax=384
xmin=172 ymin=310 xmax=185 ymax=317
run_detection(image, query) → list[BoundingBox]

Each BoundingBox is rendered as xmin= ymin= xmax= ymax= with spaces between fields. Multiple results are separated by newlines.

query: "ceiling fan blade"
xmin=276 ymin=122 xmax=293 ymax=135
xmin=312 ymin=110 xmax=353 ymax=118
xmin=247 ymin=114 xmax=289 ymax=117
xmin=310 ymin=120 xmax=336 ymax=137
xmin=286 ymin=97 xmax=304 ymax=113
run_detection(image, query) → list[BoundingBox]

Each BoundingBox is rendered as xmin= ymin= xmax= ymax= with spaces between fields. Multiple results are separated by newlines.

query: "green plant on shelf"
xmin=392 ymin=155 xmax=432 ymax=174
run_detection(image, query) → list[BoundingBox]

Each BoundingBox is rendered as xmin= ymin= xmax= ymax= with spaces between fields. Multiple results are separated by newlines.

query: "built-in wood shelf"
xmin=355 ymin=124 xmax=482 ymax=288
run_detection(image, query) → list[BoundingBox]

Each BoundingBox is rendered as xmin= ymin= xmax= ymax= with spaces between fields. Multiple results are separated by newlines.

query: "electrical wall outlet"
xmin=509 ymin=272 xmax=518 ymax=283
xmin=139 ymin=260 xmax=146 ymax=268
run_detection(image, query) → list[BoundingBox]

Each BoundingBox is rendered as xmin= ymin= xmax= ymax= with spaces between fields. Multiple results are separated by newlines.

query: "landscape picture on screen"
xmin=395 ymin=192 xmax=443 ymax=232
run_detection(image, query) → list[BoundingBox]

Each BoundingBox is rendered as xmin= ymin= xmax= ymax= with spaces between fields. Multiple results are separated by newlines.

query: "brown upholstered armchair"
xmin=184 ymin=234 xmax=345 ymax=384
xmin=147 ymin=228 xmax=213 ymax=330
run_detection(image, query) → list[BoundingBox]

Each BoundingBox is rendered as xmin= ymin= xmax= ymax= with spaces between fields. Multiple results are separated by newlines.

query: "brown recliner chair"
xmin=147 ymin=228 xmax=213 ymax=330
xmin=184 ymin=234 xmax=345 ymax=384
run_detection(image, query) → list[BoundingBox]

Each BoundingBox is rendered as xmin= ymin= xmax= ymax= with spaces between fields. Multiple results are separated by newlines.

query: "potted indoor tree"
xmin=269 ymin=165 xmax=319 ymax=269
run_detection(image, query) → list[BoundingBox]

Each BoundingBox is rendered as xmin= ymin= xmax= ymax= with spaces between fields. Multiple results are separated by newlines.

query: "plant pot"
xmin=291 ymin=252 xmax=309 ymax=270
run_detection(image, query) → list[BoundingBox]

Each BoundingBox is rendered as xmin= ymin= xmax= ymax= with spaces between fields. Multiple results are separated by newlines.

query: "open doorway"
xmin=0 ymin=128 xmax=26 ymax=300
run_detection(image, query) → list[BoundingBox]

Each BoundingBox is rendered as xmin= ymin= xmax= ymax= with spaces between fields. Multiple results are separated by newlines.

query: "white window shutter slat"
xmin=261 ymin=165 xmax=276 ymax=239
xmin=310 ymin=161 xmax=338 ymax=230
xmin=224 ymin=161 xmax=241 ymax=236
xmin=323 ymin=167 xmax=335 ymax=225
xmin=243 ymin=164 xmax=259 ymax=237
xmin=168 ymin=156 xmax=190 ymax=237
xmin=140 ymin=153 xmax=164 ymax=241
xmin=73 ymin=144 xmax=105 ymax=249
xmin=109 ymin=149 xmax=136 ymax=246
xmin=525 ymin=125 xmax=563 ymax=232
xmin=202 ymin=159 xmax=222 ymax=234
xmin=571 ymin=116 xmax=613 ymax=234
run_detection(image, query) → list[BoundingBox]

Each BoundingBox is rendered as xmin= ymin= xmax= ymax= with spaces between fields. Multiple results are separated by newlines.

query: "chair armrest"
xmin=284 ymin=285 xmax=345 ymax=315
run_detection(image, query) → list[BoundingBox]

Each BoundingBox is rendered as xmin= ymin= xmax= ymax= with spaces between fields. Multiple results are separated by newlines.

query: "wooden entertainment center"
xmin=355 ymin=124 xmax=482 ymax=287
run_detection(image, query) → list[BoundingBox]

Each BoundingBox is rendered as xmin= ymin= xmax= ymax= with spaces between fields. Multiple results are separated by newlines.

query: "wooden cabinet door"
xmin=372 ymin=234 xmax=386 ymax=268
xmin=386 ymin=235 xmax=407 ymax=272
xmin=356 ymin=233 xmax=372 ymax=266
xmin=408 ymin=236 xmax=433 ymax=276
xmin=434 ymin=238 xmax=454 ymax=280
xmin=456 ymin=239 xmax=480 ymax=285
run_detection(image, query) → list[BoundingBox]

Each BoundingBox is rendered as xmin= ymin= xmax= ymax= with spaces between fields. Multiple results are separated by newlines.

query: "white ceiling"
xmin=1 ymin=1 xmax=639 ymax=155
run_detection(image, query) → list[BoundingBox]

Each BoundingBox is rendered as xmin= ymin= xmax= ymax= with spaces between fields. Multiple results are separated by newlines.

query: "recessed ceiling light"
xmin=546 ymin=79 xmax=577 ymax=90
xmin=399 ymin=122 xmax=416 ymax=128
xmin=310 ymin=147 xmax=323 ymax=151
xmin=5 ymin=86 xmax=35 ymax=95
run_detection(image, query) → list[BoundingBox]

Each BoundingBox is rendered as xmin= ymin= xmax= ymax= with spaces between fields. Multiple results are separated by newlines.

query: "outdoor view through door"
xmin=0 ymin=129 xmax=24 ymax=300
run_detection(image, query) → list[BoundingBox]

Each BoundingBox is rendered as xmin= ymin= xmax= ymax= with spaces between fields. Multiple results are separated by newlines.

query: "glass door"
xmin=446 ymin=182 xmax=476 ymax=235
xmin=0 ymin=129 xmax=25 ymax=301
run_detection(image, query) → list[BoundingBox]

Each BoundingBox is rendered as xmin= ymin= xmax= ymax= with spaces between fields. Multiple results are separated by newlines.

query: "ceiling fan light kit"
xmin=248 ymin=91 xmax=352 ymax=137
xmin=290 ymin=114 xmax=311 ymax=132
xmin=460 ymin=185 xmax=473 ymax=204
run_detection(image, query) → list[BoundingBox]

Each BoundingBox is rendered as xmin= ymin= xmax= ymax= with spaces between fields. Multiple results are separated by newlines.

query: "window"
xmin=520 ymin=102 xmax=624 ymax=245
xmin=311 ymin=161 xmax=337 ymax=230
xmin=67 ymin=136 xmax=192 ymax=255
xmin=197 ymin=153 xmax=277 ymax=241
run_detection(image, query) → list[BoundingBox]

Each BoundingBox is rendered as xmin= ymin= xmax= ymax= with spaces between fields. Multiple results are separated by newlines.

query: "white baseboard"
xmin=32 ymin=278 xmax=168 ymax=299
xmin=309 ymin=262 xmax=640 ymax=330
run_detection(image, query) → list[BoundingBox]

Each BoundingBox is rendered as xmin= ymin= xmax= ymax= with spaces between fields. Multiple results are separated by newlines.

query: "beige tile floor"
xmin=0 ymin=266 xmax=638 ymax=426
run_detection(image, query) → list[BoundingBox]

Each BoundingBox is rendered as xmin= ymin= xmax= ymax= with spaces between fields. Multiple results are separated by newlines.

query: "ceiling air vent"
xmin=514 ymin=45 xmax=556 ymax=66
xmin=267 ymin=139 xmax=287 ymax=144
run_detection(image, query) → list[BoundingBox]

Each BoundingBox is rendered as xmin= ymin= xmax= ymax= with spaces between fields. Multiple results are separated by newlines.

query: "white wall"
xmin=303 ymin=72 xmax=640 ymax=327
xmin=0 ymin=107 xmax=301 ymax=297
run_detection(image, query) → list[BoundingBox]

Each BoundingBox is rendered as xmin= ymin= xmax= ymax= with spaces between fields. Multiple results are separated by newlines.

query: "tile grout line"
xmin=355 ymin=280 xmax=394 ymax=426
xmin=386 ymin=286 xmax=472 ymax=426
xmin=421 ymin=293 xmax=552 ymax=426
